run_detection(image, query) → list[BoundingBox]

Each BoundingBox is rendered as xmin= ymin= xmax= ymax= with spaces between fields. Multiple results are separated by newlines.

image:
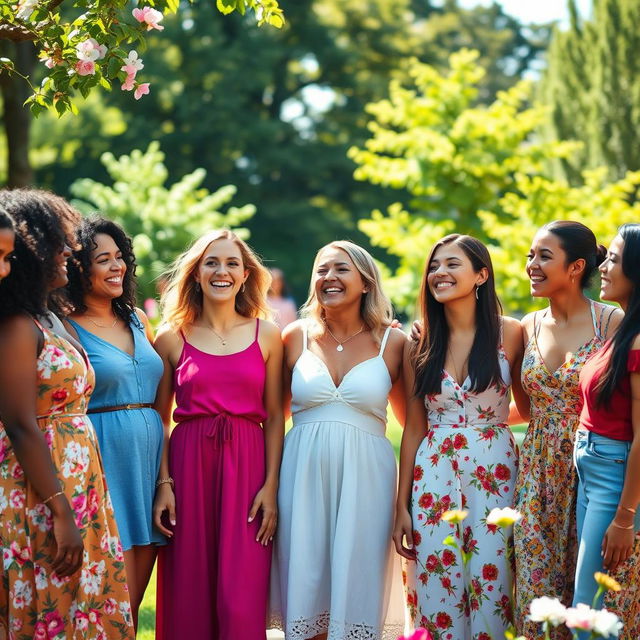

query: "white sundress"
xmin=272 ymin=325 xmax=405 ymax=640
xmin=405 ymin=348 xmax=518 ymax=640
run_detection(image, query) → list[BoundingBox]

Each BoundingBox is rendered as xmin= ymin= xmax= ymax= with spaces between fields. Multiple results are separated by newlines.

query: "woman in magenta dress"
xmin=153 ymin=229 xmax=284 ymax=640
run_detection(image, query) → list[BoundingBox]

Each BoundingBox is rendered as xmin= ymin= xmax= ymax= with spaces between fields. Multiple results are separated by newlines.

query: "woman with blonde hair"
xmin=272 ymin=240 xmax=406 ymax=640
xmin=153 ymin=230 xmax=284 ymax=640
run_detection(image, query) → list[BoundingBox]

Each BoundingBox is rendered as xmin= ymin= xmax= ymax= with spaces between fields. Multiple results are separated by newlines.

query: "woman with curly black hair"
xmin=64 ymin=216 xmax=165 ymax=630
xmin=0 ymin=190 xmax=134 ymax=639
xmin=0 ymin=208 xmax=15 ymax=282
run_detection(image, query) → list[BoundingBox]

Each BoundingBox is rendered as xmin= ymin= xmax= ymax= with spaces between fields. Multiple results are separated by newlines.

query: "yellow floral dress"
xmin=0 ymin=320 xmax=134 ymax=640
xmin=513 ymin=302 xmax=612 ymax=640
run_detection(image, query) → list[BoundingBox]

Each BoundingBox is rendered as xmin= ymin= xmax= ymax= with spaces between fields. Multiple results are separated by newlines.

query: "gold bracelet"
xmin=42 ymin=490 xmax=64 ymax=505
xmin=155 ymin=477 xmax=174 ymax=489
xmin=618 ymin=505 xmax=637 ymax=515
xmin=612 ymin=520 xmax=635 ymax=530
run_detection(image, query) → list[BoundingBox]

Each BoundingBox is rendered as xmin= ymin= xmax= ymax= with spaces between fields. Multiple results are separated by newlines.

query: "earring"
xmin=475 ymin=285 xmax=480 ymax=300
xmin=242 ymin=282 xmax=246 ymax=293
xmin=195 ymin=282 xmax=201 ymax=293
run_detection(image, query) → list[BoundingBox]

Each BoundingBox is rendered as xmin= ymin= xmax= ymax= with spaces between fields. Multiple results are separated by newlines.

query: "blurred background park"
xmin=1 ymin=0 xmax=639 ymax=634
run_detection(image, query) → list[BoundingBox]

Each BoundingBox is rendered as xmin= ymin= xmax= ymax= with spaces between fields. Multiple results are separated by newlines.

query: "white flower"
xmin=28 ymin=503 xmax=52 ymax=532
xmin=61 ymin=441 xmax=90 ymax=478
xmin=80 ymin=559 xmax=105 ymax=595
xmin=0 ymin=487 xmax=8 ymax=512
xmin=15 ymin=0 xmax=38 ymax=20
xmin=486 ymin=507 xmax=522 ymax=527
xmin=122 ymin=50 xmax=144 ymax=72
xmin=34 ymin=564 xmax=48 ymax=590
xmin=75 ymin=37 xmax=107 ymax=62
xmin=12 ymin=579 xmax=33 ymax=609
xmin=118 ymin=600 xmax=132 ymax=626
xmin=593 ymin=609 xmax=624 ymax=638
xmin=564 ymin=603 xmax=597 ymax=631
xmin=528 ymin=597 xmax=567 ymax=626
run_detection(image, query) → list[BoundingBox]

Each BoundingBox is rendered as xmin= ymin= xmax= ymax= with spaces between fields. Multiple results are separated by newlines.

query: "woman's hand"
xmin=249 ymin=483 xmax=278 ymax=546
xmin=393 ymin=506 xmax=417 ymax=560
xmin=153 ymin=483 xmax=176 ymax=537
xmin=602 ymin=517 xmax=636 ymax=572
xmin=410 ymin=321 xmax=422 ymax=343
xmin=51 ymin=504 xmax=84 ymax=577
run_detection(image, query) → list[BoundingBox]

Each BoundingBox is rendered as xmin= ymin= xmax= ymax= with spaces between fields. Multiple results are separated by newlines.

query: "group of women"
xmin=0 ymin=188 xmax=638 ymax=640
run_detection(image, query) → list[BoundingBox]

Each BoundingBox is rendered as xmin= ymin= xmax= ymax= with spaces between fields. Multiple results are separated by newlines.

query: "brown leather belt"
xmin=87 ymin=403 xmax=154 ymax=414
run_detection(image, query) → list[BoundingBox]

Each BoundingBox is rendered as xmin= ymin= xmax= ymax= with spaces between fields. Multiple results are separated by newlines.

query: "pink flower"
xmin=76 ymin=38 xmax=107 ymax=62
xmin=398 ymin=629 xmax=433 ymax=640
xmin=121 ymin=50 xmax=144 ymax=73
xmin=132 ymin=6 xmax=164 ymax=31
xmin=33 ymin=621 xmax=48 ymax=640
xmin=103 ymin=598 xmax=117 ymax=615
xmin=74 ymin=610 xmax=90 ymax=632
xmin=75 ymin=60 xmax=96 ymax=76
xmin=45 ymin=610 xmax=65 ymax=636
xmin=87 ymin=488 xmax=100 ymax=518
xmin=121 ymin=73 xmax=136 ymax=91
xmin=134 ymin=83 xmax=150 ymax=100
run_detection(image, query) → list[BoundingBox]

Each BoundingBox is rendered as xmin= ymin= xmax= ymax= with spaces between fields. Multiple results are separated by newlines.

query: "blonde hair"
xmin=300 ymin=240 xmax=393 ymax=344
xmin=161 ymin=230 xmax=272 ymax=331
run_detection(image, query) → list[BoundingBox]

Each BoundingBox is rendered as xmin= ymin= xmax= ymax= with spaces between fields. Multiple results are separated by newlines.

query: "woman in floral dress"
xmin=0 ymin=190 xmax=134 ymax=639
xmin=513 ymin=221 xmax=621 ymax=639
xmin=394 ymin=234 xmax=524 ymax=640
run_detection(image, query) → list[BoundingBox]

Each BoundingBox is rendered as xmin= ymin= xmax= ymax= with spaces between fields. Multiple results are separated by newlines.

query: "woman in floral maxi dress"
xmin=394 ymin=234 xmax=525 ymax=640
xmin=513 ymin=221 xmax=621 ymax=639
xmin=0 ymin=190 xmax=134 ymax=640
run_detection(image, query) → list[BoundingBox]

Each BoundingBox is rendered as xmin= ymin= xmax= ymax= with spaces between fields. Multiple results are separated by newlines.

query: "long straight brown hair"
xmin=413 ymin=234 xmax=504 ymax=397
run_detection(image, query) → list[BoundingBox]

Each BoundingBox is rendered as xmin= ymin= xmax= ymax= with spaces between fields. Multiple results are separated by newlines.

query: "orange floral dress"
xmin=0 ymin=320 xmax=134 ymax=640
xmin=513 ymin=303 xmax=613 ymax=640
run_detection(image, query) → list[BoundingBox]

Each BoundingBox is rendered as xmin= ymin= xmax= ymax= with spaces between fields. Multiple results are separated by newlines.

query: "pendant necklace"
xmin=86 ymin=315 xmax=118 ymax=329
xmin=207 ymin=326 xmax=228 ymax=346
xmin=325 ymin=323 xmax=364 ymax=352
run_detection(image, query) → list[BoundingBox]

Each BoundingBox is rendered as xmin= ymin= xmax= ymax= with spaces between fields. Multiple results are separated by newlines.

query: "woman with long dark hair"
xmin=64 ymin=216 xmax=165 ymax=629
xmin=0 ymin=208 xmax=15 ymax=282
xmin=0 ymin=190 xmax=134 ymax=639
xmin=573 ymin=224 xmax=640 ymax=637
xmin=394 ymin=234 xmax=524 ymax=639
xmin=513 ymin=221 xmax=621 ymax=639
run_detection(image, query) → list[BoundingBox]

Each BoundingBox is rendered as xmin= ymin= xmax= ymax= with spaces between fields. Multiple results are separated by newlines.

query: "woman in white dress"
xmin=272 ymin=241 xmax=406 ymax=640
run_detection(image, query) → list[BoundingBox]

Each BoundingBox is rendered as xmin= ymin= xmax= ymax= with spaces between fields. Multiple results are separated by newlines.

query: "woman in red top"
xmin=574 ymin=223 xmax=640 ymax=635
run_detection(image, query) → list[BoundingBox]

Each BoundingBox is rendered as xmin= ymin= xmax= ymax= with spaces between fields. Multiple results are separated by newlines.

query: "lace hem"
xmin=268 ymin=612 xmax=405 ymax=640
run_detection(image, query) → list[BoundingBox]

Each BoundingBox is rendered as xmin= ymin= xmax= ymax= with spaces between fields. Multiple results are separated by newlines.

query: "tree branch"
xmin=0 ymin=22 xmax=38 ymax=42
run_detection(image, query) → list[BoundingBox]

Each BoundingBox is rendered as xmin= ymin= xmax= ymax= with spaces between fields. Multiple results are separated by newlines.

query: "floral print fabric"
xmin=406 ymin=349 xmax=517 ymax=640
xmin=0 ymin=323 xmax=134 ymax=640
xmin=513 ymin=304 xmax=606 ymax=640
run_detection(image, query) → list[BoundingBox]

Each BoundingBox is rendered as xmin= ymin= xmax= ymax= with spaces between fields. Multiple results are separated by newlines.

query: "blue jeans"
xmin=573 ymin=429 xmax=639 ymax=627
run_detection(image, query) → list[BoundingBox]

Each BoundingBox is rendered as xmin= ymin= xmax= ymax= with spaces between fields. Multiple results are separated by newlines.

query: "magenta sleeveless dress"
xmin=156 ymin=320 xmax=271 ymax=640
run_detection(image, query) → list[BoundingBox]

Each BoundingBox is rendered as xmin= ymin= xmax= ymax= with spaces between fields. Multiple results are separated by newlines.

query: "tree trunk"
xmin=0 ymin=40 xmax=37 ymax=187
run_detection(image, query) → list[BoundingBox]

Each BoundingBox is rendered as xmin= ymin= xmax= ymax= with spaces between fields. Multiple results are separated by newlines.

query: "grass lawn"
xmin=137 ymin=418 xmax=528 ymax=638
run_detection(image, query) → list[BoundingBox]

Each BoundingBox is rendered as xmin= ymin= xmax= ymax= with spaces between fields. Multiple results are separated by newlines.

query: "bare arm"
xmin=136 ymin=307 xmax=155 ymax=343
xmin=602 ymin=336 xmax=640 ymax=571
xmin=249 ymin=321 xmax=285 ymax=545
xmin=0 ymin=316 xmax=83 ymax=576
xmin=386 ymin=328 xmax=407 ymax=426
xmin=392 ymin=339 xmax=428 ymax=560
xmin=152 ymin=325 xmax=179 ymax=537
xmin=503 ymin=316 xmax=529 ymax=424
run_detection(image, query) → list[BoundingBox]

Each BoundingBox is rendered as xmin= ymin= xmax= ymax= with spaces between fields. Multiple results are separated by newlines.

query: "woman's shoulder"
xmin=592 ymin=301 xmax=623 ymax=338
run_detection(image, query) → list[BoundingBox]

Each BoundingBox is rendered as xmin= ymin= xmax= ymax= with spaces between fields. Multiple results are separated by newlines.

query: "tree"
xmin=70 ymin=142 xmax=255 ymax=299
xmin=542 ymin=0 xmax=640 ymax=181
xmin=350 ymin=50 xmax=576 ymax=311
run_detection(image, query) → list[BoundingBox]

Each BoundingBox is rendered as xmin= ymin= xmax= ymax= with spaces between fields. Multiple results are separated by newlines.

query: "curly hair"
xmin=0 ymin=208 xmax=14 ymax=231
xmin=0 ymin=189 xmax=81 ymax=320
xmin=66 ymin=216 xmax=138 ymax=323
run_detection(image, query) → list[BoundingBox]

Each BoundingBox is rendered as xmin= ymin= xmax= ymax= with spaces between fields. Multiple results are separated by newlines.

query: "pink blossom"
xmin=121 ymin=73 xmax=136 ymax=91
xmin=134 ymin=83 xmax=150 ymax=100
xmin=33 ymin=621 xmax=48 ymax=640
xmin=132 ymin=6 xmax=164 ymax=31
xmin=75 ymin=60 xmax=96 ymax=76
xmin=44 ymin=610 xmax=65 ymax=636
xmin=398 ymin=630 xmax=433 ymax=640
xmin=75 ymin=38 xmax=107 ymax=62
xmin=87 ymin=488 xmax=100 ymax=519
xmin=121 ymin=50 xmax=144 ymax=73
xmin=74 ymin=610 xmax=90 ymax=632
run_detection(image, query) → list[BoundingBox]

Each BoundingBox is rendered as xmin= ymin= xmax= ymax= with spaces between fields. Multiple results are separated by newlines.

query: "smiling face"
xmin=87 ymin=233 xmax=127 ymax=301
xmin=526 ymin=230 xmax=581 ymax=298
xmin=195 ymin=238 xmax=248 ymax=302
xmin=600 ymin=234 xmax=633 ymax=306
xmin=49 ymin=243 xmax=72 ymax=290
xmin=0 ymin=228 xmax=15 ymax=282
xmin=313 ymin=246 xmax=367 ymax=311
xmin=427 ymin=242 xmax=486 ymax=303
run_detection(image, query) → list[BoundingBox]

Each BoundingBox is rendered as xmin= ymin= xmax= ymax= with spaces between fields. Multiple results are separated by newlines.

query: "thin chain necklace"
xmin=86 ymin=315 xmax=118 ymax=329
xmin=324 ymin=322 xmax=364 ymax=352
xmin=203 ymin=321 xmax=241 ymax=347
xmin=447 ymin=343 xmax=469 ymax=385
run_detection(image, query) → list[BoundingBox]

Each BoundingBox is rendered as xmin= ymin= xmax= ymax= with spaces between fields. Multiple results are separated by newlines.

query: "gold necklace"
xmin=447 ymin=344 xmax=469 ymax=385
xmin=86 ymin=315 xmax=118 ymax=329
xmin=324 ymin=322 xmax=364 ymax=352
xmin=204 ymin=323 xmax=235 ymax=346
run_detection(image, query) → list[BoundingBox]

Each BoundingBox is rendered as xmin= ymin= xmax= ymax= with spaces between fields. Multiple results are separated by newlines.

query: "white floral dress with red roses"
xmin=405 ymin=349 xmax=517 ymax=640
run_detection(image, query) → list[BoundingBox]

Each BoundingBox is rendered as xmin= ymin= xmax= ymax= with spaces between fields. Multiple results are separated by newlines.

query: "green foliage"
xmin=356 ymin=49 xmax=640 ymax=315
xmin=69 ymin=142 xmax=255 ymax=299
xmin=0 ymin=0 xmax=283 ymax=116
xmin=542 ymin=0 xmax=640 ymax=180
xmin=351 ymin=50 xmax=577 ymax=312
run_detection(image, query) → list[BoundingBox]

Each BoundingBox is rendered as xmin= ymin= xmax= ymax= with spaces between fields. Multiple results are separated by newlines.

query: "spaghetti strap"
xmin=588 ymin=300 xmax=600 ymax=340
xmin=254 ymin=318 xmax=260 ymax=341
xmin=31 ymin=316 xmax=46 ymax=332
xmin=378 ymin=326 xmax=392 ymax=356
xmin=600 ymin=306 xmax=616 ymax=340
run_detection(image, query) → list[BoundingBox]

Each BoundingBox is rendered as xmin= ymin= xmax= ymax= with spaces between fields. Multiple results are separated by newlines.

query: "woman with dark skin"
xmin=0 ymin=190 xmax=134 ymax=639
xmin=65 ymin=216 xmax=165 ymax=630
xmin=0 ymin=209 xmax=15 ymax=281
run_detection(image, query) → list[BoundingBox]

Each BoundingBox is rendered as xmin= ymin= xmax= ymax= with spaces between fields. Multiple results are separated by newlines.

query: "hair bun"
xmin=595 ymin=244 xmax=608 ymax=266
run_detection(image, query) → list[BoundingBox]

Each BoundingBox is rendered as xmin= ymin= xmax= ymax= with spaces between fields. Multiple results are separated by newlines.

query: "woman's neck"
xmin=443 ymin=297 xmax=477 ymax=336
xmin=76 ymin=294 xmax=115 ymax=319
xmin=199 ymin=299 xmax=242 ymax=331
xmin=323 ymin=305 xmax=364 ymax=336
xmin=547 ymin=288 xmax=591 ymax=323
